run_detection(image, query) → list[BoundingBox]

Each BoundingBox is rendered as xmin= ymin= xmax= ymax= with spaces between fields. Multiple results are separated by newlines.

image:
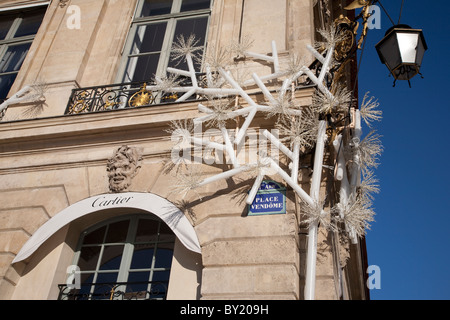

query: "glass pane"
xmin=99 ymin=245 xmax=124 ymax=270
xmin=78 ymin=246 xmax=101 ymax=271
xmin=131 ymin=23 xmax=167 ymax=55
xmin=174 ymin=16 xmax=208 ymax=45
xmin=135 ymin=219 xmax=159 ymax=243
xmin=130 ymin=244 xmax=155 ymax=269
xmin=150 ymin=271 xmax=170 ymax=299
xmin=139 ymin=0 xmax=173 ymax=17
xmin=14 ymin=9 xmax=46 ymax=38
xmin=154 ymin=247 xmax=174 ymax=268
xmin=104 ymin=220 xmax=129 ymax=243
xmin=96 ymin=272 xmax=118 ymax=284
xmin=128 ymin=271 xmax=150 ymax=283
xmin=180 ymin=0 xmax=210 ymax=12
xmin=0 ymin=73 xmax=17 ymax=100
xmin=0 ymin=43 xmax=31 ymax=73
xmin=152 ymin=270 xmax=171 ymax=282
xmin=82 ymin=225 xmax=106 ymax=245
xmin=126 ymin=271 xmax=151 ymax=299
xmin=75 ymin=273 xmax=95 ymax=300
xmin=80 ymin=273 xmax=95 ymax=285
xmin=169 ymin=17 xmax=208 ymax=70
xmin=0 ymin=15 xmax=15 ymax=40
xmin=77 ymin=285 xmax=93 ymax=300
xmin=127 ymin=53 xmax=161 ymax=82
xmin=93 ymin=273 xmax=118 ymax=300
xmin=158 ymin=222 xmax=176 ymax=242
xmin=416 ymin=36 xmax=426 ymax=66
xmin=397 ymin=32 xmax=419 ymax=64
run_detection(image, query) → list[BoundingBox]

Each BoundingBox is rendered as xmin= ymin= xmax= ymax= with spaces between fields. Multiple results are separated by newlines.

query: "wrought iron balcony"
xmin=64 ymin=74 xmax=210 ymax=115
xmin=57 ymin=281 xmax=168 ymax=300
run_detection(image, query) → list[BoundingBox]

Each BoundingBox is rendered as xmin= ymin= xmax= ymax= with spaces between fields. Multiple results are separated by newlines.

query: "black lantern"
xmin=375 ymin=24 xmax=427 ymax=85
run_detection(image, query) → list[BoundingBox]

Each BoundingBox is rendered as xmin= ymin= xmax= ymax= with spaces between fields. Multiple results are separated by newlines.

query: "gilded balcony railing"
xmin=64 ymin=67 xmax=323 ymax=116
xmin=64 ymin=74 xmax=210 ymax=115
xmin=57 ymin=281 xmax=169 ymax=300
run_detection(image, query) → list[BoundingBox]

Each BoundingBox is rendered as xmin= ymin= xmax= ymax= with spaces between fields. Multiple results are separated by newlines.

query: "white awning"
xmin=12 ymin=192 xmax=201 ymax=264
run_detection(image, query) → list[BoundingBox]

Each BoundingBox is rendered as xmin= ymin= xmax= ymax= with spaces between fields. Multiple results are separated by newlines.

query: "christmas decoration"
xmin=156 ymin=27 xmax=383 ymax=299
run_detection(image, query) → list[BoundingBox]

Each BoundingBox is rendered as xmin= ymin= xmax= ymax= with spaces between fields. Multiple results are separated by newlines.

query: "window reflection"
xmin=125 ymin=22 xmax=167 ymax=82
xmin=0 ymin=43 xmax=31 ymax=73
xmin=14 ymin=10 xmax=46 ymax=38
xmin=135 ymin=218 xmax=159 ymax=242
xmin=180 ymin=0 xmax=211 ymax=12
xmin=104 ymin=220 xmax=129 ymax=243
xmin=120 ymin=0 xmax=210 ymax=84
xmin=0 ymin=15 xmax=14 ymax=40
xmin=78 ymin=246 xmax=101 ymax=271
xmin=131 ymin=23 xmax=167 ymax=55
xmin=0 ymin=7 xmax=46 ymax=100
xmin=130 ymin=245 xmax=155 ymax=269
xmin=82 ymin=225 xmax=106 ymax=245
xmin=99 ymin=245 xmax=125 ymax=270
xmin=0 ymin=74 xmax=18 ymax=100
xmin=168 ymin=16 xmax=209 ymax=71
xmin=139 ymin=0 xmax=173 ymax=17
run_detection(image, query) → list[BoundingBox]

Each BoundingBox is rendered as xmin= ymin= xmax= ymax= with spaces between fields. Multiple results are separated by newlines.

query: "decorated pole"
xmin=304 ymin=120 xmax=327 ymax=300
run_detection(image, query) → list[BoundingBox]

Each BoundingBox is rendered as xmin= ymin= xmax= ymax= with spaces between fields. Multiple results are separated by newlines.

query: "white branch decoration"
xmin=0 ymin=82 xmax=48 ymax=116
xmin=359 ymin=92 xmax=383 ymax=127
xmin=158 ymin=29 xmax=383 ymax=300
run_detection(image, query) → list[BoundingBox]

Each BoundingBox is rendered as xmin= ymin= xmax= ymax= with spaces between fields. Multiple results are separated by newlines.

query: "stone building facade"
xmin=0 ymin=0 xmax=369 ymax=300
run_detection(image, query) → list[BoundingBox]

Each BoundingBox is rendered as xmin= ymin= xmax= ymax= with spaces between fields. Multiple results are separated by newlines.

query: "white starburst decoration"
xmin=332 ymin=195 xmax=376 ymax=238
xmin=171 ymin=33 xmax=204 ymax=66
xmin=347 ymin=129 xmax=383 ymax=174
xmin=301 ymin=199 xmax=338 ymax=233
xmin=276 ymin=107 xmax=319 ymax=150
xmin=154 ymin=32 xmax=383 ymax=300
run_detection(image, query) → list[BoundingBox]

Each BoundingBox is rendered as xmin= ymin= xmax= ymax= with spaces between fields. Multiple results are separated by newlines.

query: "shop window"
xmin=65 ymin=215 xmax=175 ymax=300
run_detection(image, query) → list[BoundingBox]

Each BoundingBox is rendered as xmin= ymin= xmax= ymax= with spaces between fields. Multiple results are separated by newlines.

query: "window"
xmin=69 ymin=215 xmax=175 ymax=300
xmin=118 ymin=0 xmax=211 ymax=83
xmin=0 ymin=6 xmax=46 ymax=101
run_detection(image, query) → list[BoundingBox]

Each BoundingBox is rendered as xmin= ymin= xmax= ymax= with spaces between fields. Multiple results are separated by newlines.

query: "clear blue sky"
xmin=355 ymin=0 xmax=450 ymax=300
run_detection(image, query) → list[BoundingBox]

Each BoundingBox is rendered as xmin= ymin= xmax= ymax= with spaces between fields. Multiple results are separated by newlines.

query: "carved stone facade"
xmin=0 ymin=0 xmax=369 ymax=300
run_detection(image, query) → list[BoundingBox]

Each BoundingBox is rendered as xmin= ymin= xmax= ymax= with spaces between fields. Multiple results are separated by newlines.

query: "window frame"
xmin=115 ymin=0 xmax=212 ymax=84
xmin=71 ymin=214 xmax=176 ymax=300
xmin=0 ymin=5 xmax=47 ymax=100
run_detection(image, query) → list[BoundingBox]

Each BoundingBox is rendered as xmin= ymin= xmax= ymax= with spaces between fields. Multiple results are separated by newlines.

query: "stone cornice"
xmin=0 ymin=87 xmax=315 ymax=174
xmin=0 ymin=101 xmax=200 ymax=143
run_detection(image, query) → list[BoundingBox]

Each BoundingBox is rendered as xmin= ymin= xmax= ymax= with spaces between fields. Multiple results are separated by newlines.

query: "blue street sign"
xmin=248 ymin=180 xmax=286 ymax=216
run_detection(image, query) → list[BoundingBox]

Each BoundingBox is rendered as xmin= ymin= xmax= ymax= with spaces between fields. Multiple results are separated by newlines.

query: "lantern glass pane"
xmin=377 ymin=33 xmax=401 ymax=71
xmin=397 ymin=32 xmax=419 ymax=64
xmin=415 ymin=35 xmax=426 ymax=67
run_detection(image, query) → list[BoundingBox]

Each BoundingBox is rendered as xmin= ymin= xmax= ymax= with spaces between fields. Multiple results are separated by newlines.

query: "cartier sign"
xmin=91 ymin=195 xmax=135 ymax=208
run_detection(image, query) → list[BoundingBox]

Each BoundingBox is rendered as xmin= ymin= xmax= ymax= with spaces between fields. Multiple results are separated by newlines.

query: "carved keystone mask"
xmin=107 ymin=145 xmax=142 ymax=193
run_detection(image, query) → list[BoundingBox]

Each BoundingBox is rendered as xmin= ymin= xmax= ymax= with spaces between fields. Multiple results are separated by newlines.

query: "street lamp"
xmin=375 ymin=24 xmax=427 ymax=86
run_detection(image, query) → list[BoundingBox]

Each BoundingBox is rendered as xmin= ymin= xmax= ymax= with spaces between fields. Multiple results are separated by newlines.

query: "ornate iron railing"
xmin=63 ymin=68 xmax=324 ymax=116
xmin=57 ymin=281 xmax=169 ymax=300
xmin=64 ymin=74 xmax=210 ymax=115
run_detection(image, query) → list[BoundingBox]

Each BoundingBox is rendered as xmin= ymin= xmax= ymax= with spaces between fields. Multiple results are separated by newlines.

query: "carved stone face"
xmin=107 ymin=146 xmax=141 ymax=193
